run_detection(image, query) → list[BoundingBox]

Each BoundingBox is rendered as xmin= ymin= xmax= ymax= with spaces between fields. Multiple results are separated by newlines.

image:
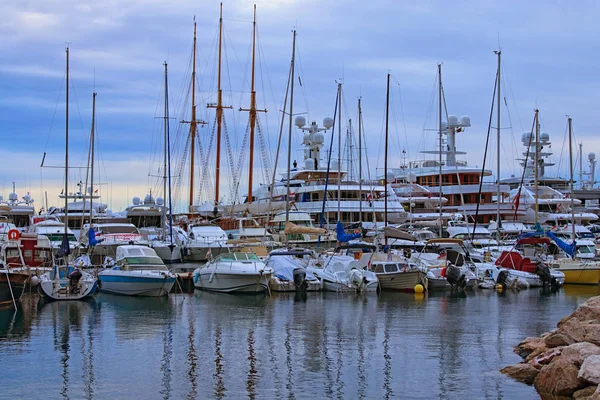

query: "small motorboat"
xmin=308 ymin=255 xmax=379 ymax=293
xmin=266 ymin=250 xmax=321 ymax=292
xmin=494 ymin=248 xmax=564 ymax=289
xmin=193 ymin=251 xmax=272 ymax=294
xmin=98 ymin=245 xmax=177 ymax=297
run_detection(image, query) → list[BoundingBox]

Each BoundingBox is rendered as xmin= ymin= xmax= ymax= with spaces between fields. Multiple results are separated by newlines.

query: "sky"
xmin=2 ymin=0 xmax=600 ymax=213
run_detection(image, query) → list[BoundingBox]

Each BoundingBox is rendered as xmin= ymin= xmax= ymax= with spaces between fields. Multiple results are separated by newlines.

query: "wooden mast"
xmin=240 ymin=4 xmax=266 ymax=204
xmin=208 ymin=3 xmax=232 ymax=208
xmin=384 ymin=73 xmax=390 ymax=245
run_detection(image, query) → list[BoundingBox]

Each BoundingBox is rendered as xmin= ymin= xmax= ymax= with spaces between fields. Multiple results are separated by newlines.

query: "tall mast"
xmin=495 ymin=50 xmax=501 ymax=233
xmin=163 ymin=63 xmax=168 ymax=229
xmin=240 ymin=4 xmax=267 ymax=204
xmin=358 ymin=98 xmax=363 ymax=222
xmin=437 ymin=64 xmax=443 ymax=237
xmin=207 ymin=3 xmax=233 ymax=207
xmin=64 ymin=47 xmax=69 ymax=241
xmin=337 ymin=82 xmax=342 ymax=222
xmin=384 ymin=73 xmax=390 ymax=243
xmin=579 ymin=143 xmax=584 ymax=190
xmin=181 ymin=19 xmax=207 ymax=212
xmin=534 ymin=109 xmax=540 ymax=224
xmin=284 ymin=30 xmax=296 ymax=226
xmin=166 ymin=62 xmax=174 ymax=243
xmin=568 ymin=117 xmax=575 ymax=243
xmin=89 ymin=92 xmax=96 ymax=221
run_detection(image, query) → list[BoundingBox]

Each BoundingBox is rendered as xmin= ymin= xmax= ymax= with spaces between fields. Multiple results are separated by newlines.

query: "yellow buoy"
xmin=414 ymin=293 xmax=425 ymax=301
xmin=414 ymin=284 xmax=424 ymax=293
xmin=496 ymin=284 xmax=503 ymax=292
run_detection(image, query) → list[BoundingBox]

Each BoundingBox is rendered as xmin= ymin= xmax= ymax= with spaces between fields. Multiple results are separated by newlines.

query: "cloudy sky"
xmin=2 ymin=0 xmax=599 ymax=213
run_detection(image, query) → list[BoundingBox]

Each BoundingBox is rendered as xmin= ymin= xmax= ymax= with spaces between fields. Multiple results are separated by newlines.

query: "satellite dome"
xmin=522 ymin=132 xmax=534 ymax=143
xmin=589 ymin=152 xmax=596 ymax=161
xmin=459 ymin=115 xmax=471 ymax=127
xmin=447 ymin=115 xmax=458 ymax=126
xmin=304 ymin=159 xmax=313 ymax=170
xmin=314 ymin=132 xmax=325 ymax=144
xmin=441 ymin=121 xmax=448 ymax=131
xmin=144 ymin=194 xmax=154 ymax=204
xmin=303 ymin=133 xmax=310 ymax=144
xmin=323 ymin=117 xmax=334 ymax=129
xmin=156 ymin=197 xmax=164 ymax=206
xmin=23 ymin=194 xmax=31 ymax=202
xmin=540 ymin=132 xmax=550 ymax=143
xmin=295 ymin=115 xmax=306 ymax=128
xmin=8 ymin=192 xmax=17 ymax=201
xmin=132 ymin=196 xmax=141 ymax=205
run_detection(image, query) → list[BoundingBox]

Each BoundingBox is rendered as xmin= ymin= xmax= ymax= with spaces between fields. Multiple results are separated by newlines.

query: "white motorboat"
xmin=185 ymin=223 xmax=230 ymax=261
xmin=308 ymin=254 xmax=379 ymax=293
xmin=39 ymin=263 xmax=97 ymax=300
xmin=98 ymin=245 xmax=176 ymax=297
xmin=266 ymin=251 xmax=321 ymax=292
xmin=81 ymin=222 xmax=149 ymax=257
xmin=193 ymin=252 xmax=272 ymax=293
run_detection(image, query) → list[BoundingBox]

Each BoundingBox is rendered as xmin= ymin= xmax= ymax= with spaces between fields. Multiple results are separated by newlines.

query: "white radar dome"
xmin=459 ymin=115 xmax=471 ymax=127
xmin=323 ymin=117 xmax=334 ymax=129
xmin=540 ymin=132 xmax=550 ymax=143
xmin=295 ymin=116 xmax=306 ymax=128
xmin=447 ymin=115 xmax=458 ymax=126
xmin=23 ymin=194 xmax=31 ymax=202
xmin=303 ymin=133 xmax=310 ymax=144
xmin=156 ymin=197 xmax=164 ymax=206
xmin=144 ymin=194 xmax=154 ymax=204
xmin=8 ymin=192 xmax=17 ymax=201
xmin=304 ymin=159 xmax=313 ymax=170
xmin=132 ymin=196 xmax=141 ymax=205
xmin=314 ymin=132 xmax=324 ymax=144
xmin=522 ymin=132 xmax=534 ymax=143
xmin=589 ymin=152 xmax=596 ymax=161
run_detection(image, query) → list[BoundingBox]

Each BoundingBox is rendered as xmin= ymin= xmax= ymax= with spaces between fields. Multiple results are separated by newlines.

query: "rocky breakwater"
xmin=502 ymin=296 xmax=600 ymax=399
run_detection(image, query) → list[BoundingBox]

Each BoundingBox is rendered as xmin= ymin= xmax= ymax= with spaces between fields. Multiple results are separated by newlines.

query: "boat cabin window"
xmin=121 ymin=256 xmax=164 ymax=266
xmin=578 ymin=245 xmax=595 ymax=255
xmin=219 ymin=252 xmax=260 ymax=262
xmin=45 ymin=233 xmax=77 ymax=242
xmin=384 ymin=264 xmax=397 ymax=273
xmin=372 ymin=264 xmax=385 ymax=273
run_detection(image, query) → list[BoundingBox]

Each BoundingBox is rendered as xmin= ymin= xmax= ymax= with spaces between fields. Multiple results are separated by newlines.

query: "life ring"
xmin=7 ymin=229 xmax=20 ymax=241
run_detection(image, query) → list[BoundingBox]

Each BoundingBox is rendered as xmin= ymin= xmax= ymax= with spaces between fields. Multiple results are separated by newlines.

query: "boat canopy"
xmin=336 ymin=221 xmax=361 ymax=242
xmin=266 ymin=256 xmax=318 ymax=282
xmin=284 ymin=221 xmax=327 ymax=235
xmin=383 ymin=226 xmax=416 ymax=241
xmin=116 ymin=245 xmax=162 ymax=263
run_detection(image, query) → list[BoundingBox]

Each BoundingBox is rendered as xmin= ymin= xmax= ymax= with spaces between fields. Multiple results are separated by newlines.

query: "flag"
xmin=56 ymin=233 xmax=71 ymax=258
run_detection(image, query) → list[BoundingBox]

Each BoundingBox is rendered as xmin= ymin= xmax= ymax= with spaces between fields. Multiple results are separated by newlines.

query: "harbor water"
xmin=2 ymin=286 xmax=600 ymax=399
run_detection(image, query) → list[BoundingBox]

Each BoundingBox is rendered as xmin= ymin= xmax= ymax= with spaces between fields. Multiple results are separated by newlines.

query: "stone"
xmin=544 ymin=330 xmax=576 ymax=348
xmin=531 ymin=347 xmax=564 ymax=369
xmin=579 ymin=355 xmax=600 ymax=385
xmin=500 ymin=363 xmax=539 ymax=385
xmin=562 ymin=342 xmax=600 ymax=367
xmin=515 ymin=336 xmax=549 ymax=359
xmin=574 ymin=385 xmax=598 ymax=399
xmin=534 ymin=356 xmax=587 ymax=397
xmin=559 ymin=297 xmax=600 ymax=328
xmin=585 ymin=324 xmax=600 ymax=346
xmin=563 ymin=318 xmax=587 ymax=343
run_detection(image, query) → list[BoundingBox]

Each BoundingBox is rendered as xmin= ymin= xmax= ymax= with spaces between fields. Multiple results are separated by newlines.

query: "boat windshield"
xmin=219 ymin=252 xmax=260 ymax=261
xmin=100 ymin=225 xmax=138 ymax=234
xmin=578 ymin=245 xmax=595 ymax=255
xmin=45 ymin=234 xmax=77 ymax=242
xmin=121 ymin=257 xmax=164 ymax=266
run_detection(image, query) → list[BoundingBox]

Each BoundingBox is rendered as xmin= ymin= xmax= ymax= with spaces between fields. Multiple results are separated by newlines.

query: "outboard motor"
xmin=293 ymin=267 xmax=308 ymax=292
xmin=68 ymin=268 xmax=83 ymax=294
xmin=536 ymin=262 xmax=560 ymax=290
xmin=445 ymin=264 xmax=466 ymax=290
xmin=496 ymin=270 xmax=509 ymax=287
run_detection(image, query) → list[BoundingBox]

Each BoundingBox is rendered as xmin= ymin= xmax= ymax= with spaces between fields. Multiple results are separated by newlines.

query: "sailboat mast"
xmin=358 ymin=98 xmax=363 ymax=222
xmin=337 ymin=82 xmax=342 ymax=222
xmin=534 ymin=108 xmax=540 ymax=224
xmin=240 ymin=5 xmax=267 ymax=204
xmin=189 ymin=20 xmax=197 ymax=210
xmin=284 ymin=30 xmax=296 ymax=226
xmin=568 ymin=117 xmax=575 ymax=242
xmin=163 ymin=63 xmax=168 ymax=229
xmin=437 ymin=64 xmax=443 ymax=237
xmin=495 ymin=50 xmax=501 ymax=231
xmin=166 ymin=63 xmax=174 ymax=242
xmin=385 ymin=73 xmax=390 ymax=241
xmin=89 ymin=92 xmax=96 ymax=221
xmin=64 ymin=47 xmax=69 ymax=237
xmin=215 ymin=3 xmax=224 ymax=206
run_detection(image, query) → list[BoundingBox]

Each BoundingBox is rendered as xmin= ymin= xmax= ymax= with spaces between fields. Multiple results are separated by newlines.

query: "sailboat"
xmin=38 ymin=47 xmax=97 ymax=301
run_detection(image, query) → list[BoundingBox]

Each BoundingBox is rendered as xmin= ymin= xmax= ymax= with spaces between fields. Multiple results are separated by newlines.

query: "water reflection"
xmin=246 ymin=328 xmax=257 ymax=399
xmin=186 ymin=305 xmax=198 ymax=400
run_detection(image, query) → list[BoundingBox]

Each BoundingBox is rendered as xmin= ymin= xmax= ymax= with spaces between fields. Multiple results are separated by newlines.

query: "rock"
xmin=580 ymin=355 xmax=600 ymax=385
xmin=574 ymin=385 xmax=598 ymax=399
xmin=500 ymin=363 xmax=539 ymax=385
xmin=562 ymin=342 xmax=600 ymax=367
xmin=585 ymin=324 xmax=600 ymax=346
xmin=559 ymin=297 xmax=600 ymax=328
xmin=531 ymin=347 xmax=564 ymax=369
xmin=516 ymin=336 xmax=549 ymax=359
xmin=545 ymin=330 xmax=577 ymax=348
xmin=534 ymin=356 xmax=587 ymax=397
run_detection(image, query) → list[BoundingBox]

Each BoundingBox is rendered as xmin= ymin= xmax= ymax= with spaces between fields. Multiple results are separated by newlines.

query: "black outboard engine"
xmin=293 ymin=268 xmax=308 ymax=292
xmin=445 ymin=264 xmax=466 ymax=291
xmin=536 ymin=262 xmax=560 ymax=290
xmin=496 ymin=270 xmax=509 ymax=287
xmin=68 ymin=268 xmax=83 ymax=294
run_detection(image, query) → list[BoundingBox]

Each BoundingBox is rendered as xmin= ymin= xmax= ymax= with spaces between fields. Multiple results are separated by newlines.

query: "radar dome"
xmin=304 ymin=159 xmax=313 ymax=170
xmin=407 ymin=172 xmax=417 ymax=183
xmin=303 ymin=133 xmax=310 ymax=144
xmin=132 ymin=196 xmax=141 ymax=205
xmin=540 ymin=132 xmax=550 ymax=143
xmin=8 ymin=192 xmax=17 ymax=201
xmin=323 ymin=117 xmax=334 ymax=129
xmin=314 ymin=132 xmax=325 ymax=144
xmin=589 ymin=152 xmax=596 ymax=161
xmin=156 ymin=197 xmax=164 ymax=206
xmin=441 ymin=121 xmax=448 ymax=131
xmin=23 ymin=194 xmax=31 ymax=202
xmin=295 ymin=116 xmax=306 ymax=128
xmin=144 ymin=194 xmax=154 ymax=204
xmin=522 ymin=132 xmax=534 ymax=143
xmin=447 ymin=115 xmax=458 ymax=126
xmin=459 ymin=115 xmax=471 ymax=127
xmin=0 ymin=195 xmax=4 ymax=202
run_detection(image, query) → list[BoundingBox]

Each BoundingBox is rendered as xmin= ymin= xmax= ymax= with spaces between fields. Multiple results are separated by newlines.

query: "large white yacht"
xmin=0 ymin=184 xmax=36 ymax=231
xmin=233 ymin=117 xmax=407 ymax=228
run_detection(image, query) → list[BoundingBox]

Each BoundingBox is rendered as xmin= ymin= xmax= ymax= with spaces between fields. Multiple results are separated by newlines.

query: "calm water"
xmin=1 ymin=286 xmax=600 ymax=399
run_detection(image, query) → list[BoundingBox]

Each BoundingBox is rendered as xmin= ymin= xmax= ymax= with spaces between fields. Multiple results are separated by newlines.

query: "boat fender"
xmin=209 ymin=271 xmax=215 ymax=283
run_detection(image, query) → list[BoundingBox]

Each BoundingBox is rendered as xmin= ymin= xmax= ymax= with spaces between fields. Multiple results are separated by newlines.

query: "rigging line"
xmin=513 ymin=115 xmax=538 ymax=220
xmin=392 ymin=75 xmax=410 ymax=161
xmin=294 ymin=39 xmax=311 ymax=122
xmin=68 ymin=68 xmax=92 ymax=174
xmin=43 ymin=71 xmax=66 ymax=152
xmin=471 ymin=69 xmax=498 ymax=240
xmin=361 ymin=104 xmax=371 ymax=180
xmin=419 ymin=74 xmax=439 ymax=156
xmin=319 ymin=87 xmax=340 ymax=229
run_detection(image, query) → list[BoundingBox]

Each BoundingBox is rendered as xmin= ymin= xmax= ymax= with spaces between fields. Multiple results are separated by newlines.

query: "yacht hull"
xmin=98 ymin=275 xmax=176 ymax=297
xmin=38 ymin=271 xmax=97 ymax=301
xmin=194 ymin=271 xmax=271 ymax=293
xmin=377 ymin=271 xmax=428 ymax=292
